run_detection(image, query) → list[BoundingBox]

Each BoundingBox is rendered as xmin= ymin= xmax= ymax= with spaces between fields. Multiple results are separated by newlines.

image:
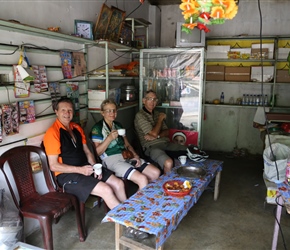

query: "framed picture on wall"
xmin=135 ymin=35 xmax=146 ymax=49
xmin=120 ymin=23 xmax=132 ymax=46
xmin=94 ymin=3 xmax=112 ymax=40
xmin=105 ymin=6 xmax=126 ymax=42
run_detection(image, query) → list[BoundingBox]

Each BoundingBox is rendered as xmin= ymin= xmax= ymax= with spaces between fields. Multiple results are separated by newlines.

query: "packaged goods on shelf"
xmin=277 ymin=48 xmax=290 ymax=60
xmin=225 ymin=66 xmax=251 ymax=82
xmin=227 ymin=51 xmax=240 ymax=59
xmin=206 ymin=45 xmax=230 ymax=59
xmin=169 ymin=101 xmax=182 ymax=107
xmin=276 ymin=69 xmax=290 ymax=83
xmin=251 ymin=48 xmax=269 ymax=59
xmin=251 ymin=43 xmax=274 ymax=59
xmin=206 ymin=65 xmax=225 ymax=81
xmin=229 ymin=48 xmax=251 ymax=59
xmin=251 ymin=66 xmax=274 ymax=82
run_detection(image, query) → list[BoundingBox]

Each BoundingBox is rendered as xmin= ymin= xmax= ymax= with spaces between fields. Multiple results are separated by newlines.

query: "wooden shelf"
xmin=266 ymin=112 xmax=290 ymax=122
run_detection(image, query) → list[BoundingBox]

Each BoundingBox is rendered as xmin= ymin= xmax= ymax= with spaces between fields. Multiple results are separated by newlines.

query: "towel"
xmin=253 ymin=106 xmax=270 ymax=125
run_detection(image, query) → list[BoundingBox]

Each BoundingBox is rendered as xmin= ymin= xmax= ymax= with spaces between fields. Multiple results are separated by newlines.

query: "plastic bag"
xmin=0 ymin=189 xmax=23 ymax=250
xmin=263 ymin=143 xmax=290 ymax=182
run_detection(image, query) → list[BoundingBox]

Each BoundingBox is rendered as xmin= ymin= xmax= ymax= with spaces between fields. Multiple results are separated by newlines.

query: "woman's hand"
xmin=133 ymin=157 xmax=141 ymax=167
xmin=110 ymin=130 xmax=119 ymax=140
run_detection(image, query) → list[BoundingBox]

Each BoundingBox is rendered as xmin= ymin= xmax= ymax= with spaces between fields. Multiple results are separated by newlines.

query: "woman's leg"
xmin=129 ymin=171 xmax=148 ymax=190
xmin=105 ymin=175 xmax=127 ymax=202
xmin=141 ymin=163 xmax=161 ymax=182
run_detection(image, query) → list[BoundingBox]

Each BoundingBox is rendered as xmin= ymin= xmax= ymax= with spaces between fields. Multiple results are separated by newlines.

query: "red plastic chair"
xmin=0 ymin=145 xmax=86 ymax=250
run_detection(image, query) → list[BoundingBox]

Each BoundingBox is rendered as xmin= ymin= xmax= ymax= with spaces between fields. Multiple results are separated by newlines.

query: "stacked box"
xmin=251 ymin=66 xmax=274 ymax=82
xmin=88 ymin=88 xmax=120 ymax=110
xmin=251 ymin=48 xmax=269 ymax=59
xmin=207 ymin=45 xmax=230 ymax=59
xmin=276 ymin=69 xmax=290 ymax=83
xmin=225 ymin=66 xmax=251 ymax=82
xmin=251 ymin=43 xmax=274 ymax=59
xmin=278 ymin=48 xmax=290 ymax=59
xmin=206 ymin=65 xmax=225 ymax=81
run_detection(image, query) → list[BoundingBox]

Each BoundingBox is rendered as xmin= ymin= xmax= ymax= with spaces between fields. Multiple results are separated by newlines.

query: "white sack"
xmin=263 ymin=143 xmax=290 ymax=182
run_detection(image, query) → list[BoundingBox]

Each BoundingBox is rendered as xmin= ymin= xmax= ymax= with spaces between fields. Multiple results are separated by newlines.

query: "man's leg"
xmin=91 ymin=182 xmax=120 ymax=209
xmin=146 ymin=147 xmax=174 ymax=173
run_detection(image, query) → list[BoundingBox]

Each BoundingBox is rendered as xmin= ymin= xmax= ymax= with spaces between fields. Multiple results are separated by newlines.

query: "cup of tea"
xmin=93 ymin=163 xmax=102 ymax=175
xmin=178 ymin=155 xmax=187 ymax=165
xmin=117 ymin=129 xmax=126 ymax=136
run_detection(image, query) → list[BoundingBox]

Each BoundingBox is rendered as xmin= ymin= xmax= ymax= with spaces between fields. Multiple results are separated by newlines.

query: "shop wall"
xmin=159 ymin=1 xmax=290 ymax=47
xmin=158 ymin=0 xmax=290 ymax=154
xmin=0 ymin=0 xmax=150 ymax=238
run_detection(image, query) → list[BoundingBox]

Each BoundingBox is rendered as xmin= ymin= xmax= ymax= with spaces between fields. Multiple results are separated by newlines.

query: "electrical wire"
xmin=257 ymin=0 xmax=288 ymax=247
xmin=256 ymin=0 xmax=279 ymax=180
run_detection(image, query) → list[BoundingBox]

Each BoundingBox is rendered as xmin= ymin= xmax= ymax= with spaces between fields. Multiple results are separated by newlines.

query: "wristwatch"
xmin=157 ymin=135 xmax=160 ymax=139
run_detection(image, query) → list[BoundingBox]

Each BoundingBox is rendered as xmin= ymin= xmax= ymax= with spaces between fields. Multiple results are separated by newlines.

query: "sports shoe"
xmin=187 ymin=145 xmax=200 ymax=155
xmin=124 ymin=227 xmax=149 ymax=240
xmin=187 ymin=146 xmax=209 ymax=162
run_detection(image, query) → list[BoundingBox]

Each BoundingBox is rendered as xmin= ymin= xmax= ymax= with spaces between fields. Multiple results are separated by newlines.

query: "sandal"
xmin=124 ymin=227 xmax=149 ymax=240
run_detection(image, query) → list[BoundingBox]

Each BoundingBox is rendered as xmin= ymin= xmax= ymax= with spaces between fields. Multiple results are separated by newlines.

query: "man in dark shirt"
xmin=134 ymin=90 xmax=188 ymax=173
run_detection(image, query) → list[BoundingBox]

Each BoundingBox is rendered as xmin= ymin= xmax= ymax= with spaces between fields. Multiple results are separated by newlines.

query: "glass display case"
xmin=139 ymin=48 xmax=204 ymax=146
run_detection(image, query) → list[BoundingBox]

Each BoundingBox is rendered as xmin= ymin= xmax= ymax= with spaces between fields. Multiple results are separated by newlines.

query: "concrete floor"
xmin=26 ymin=152 xmax=290 ymax=250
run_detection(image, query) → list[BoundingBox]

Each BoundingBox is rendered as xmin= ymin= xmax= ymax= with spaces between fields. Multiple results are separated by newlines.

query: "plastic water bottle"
xmin=245 ymin=94 xmax=249 ymax=105
xmin=220 ymin=92 xmax=224 ymax=104
xmin=255 ymin=95 xmax=260 ymax=106
xmin=264 ymin=95 xmax=268 ymax=106
xmin=253 ymin=95 xmax=257 ymax=105
xmin=249 ymin=95 xmax=253 ymax=105
xmin=242 ymin=94 xmax=246 ymax=105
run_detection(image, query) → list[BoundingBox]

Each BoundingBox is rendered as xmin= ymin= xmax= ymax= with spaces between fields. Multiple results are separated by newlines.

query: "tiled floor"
xmin=26 ymin=152 xmax=290 ymax=250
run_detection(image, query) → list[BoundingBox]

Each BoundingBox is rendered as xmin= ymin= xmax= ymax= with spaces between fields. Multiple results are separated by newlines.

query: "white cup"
xmin=117 ymin=129 xmax=126 ymax=136
xmin=93 ymin=163 xmax=102 ymax=175
xmin=178 ymin=155 xmax=187 ymax=165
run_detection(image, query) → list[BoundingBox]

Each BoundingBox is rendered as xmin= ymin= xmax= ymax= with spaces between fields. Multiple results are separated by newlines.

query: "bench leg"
xmin=214 ymin=171 xmax=221 ymax=201
xmin=271 ymin=196 xmax=283 ymax=250
xmin=115 ymin=223 xmax=123 ymax=250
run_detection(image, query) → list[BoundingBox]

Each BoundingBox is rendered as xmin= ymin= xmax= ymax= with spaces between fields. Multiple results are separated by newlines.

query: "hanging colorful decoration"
xmin=179 ymin=0 xmax=239 ymax=33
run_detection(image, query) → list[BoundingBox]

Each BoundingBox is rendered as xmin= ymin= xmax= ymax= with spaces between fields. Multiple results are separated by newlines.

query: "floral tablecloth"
xmin=277 ymin=181 xmax=290 ymax=204
xmin=102 ymin=159 xmax=223 ymax=249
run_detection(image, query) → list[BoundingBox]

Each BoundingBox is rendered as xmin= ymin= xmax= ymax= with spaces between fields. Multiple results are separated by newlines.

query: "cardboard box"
xmin=85 ymin=195 xmax=101 ymax=208
xmin=88 ymin=89 xmax=115 ymax=100
xmin=207 ymin=45 xmax=230 ymax=59
xmin=251 ymin=43 xmax=274 ymax=59
xmin=278 ymin=48 xmax=290 ymax=60
xmin=251 ymin=48 xmax=269 ymax=59
xmin=88 ymin=99 xmax=103 ymax=110
xmin=276 ymin=69 xmax=290 ymax=83
xmin=251 ymin=66 xmax=274 ymax=82
xmin=263 ymin=177 xmax=278 ymax=204
xmin=225 ymin=66 xmax=251 ymax=82
xmin=206 ymin=65 xmax=225 ymax=81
